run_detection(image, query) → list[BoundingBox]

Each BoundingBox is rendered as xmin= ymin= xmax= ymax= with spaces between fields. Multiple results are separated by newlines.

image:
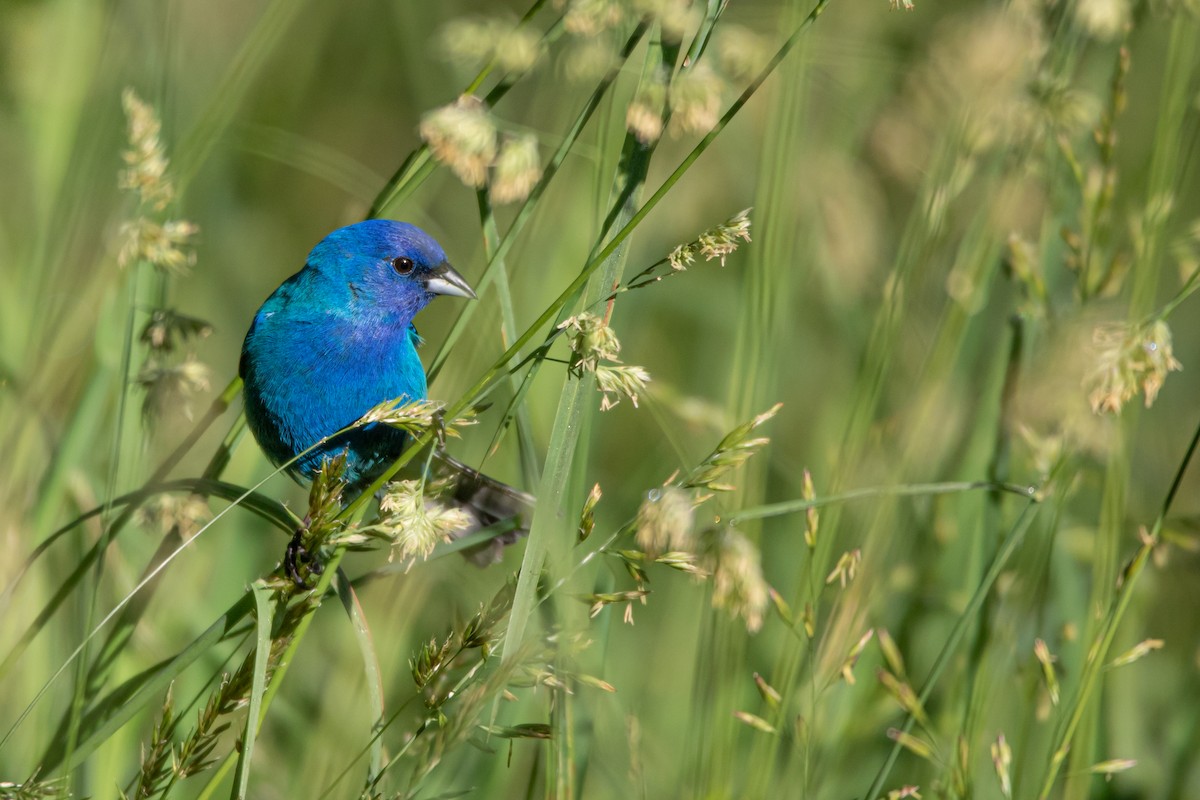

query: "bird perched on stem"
xmin=239 ymin=219 xmax=531 ymax=577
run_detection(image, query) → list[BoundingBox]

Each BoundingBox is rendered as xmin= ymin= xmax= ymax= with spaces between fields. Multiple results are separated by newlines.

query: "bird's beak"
xmin=423 ymin=262 xmax=477 ymax=299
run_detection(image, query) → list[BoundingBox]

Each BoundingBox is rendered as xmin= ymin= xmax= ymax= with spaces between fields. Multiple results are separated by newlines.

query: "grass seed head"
xmin=715 ymin=26 xmax=770 ymax=80
xmin=562 ymin=36 xmax=620 ymax=83
xmin=632 ymin=0 xmax=699 ymax=42
xmin=1086 ymin=319 xmax=1182 ymax=414
xmin=441 ymin=16 xmax=543 ymax=73
xmin=134 ymin=493 xmax=211 ymax=537
xmin=491 ymin=134 xmax=542 ymax=205
xmin=136 ymin=356 xmax=211 ymax=424
xmin=140 ymin=308 xmax=212 ymax=353
xmin=1075 ymin=0 xmax=1131 ymax=39
xmin=626 ymin=74 xmax=667 ymax=145
xmin=596 ymin=364 xmax=651 ymax=411
xmin=118 ymin=218 xmax=199 ymax=274
xmin=560 ymin=311 xmax=621 ymax=373
xmin=670 ymin=208 xmax=753 ymax=270
xmin=635 ymin=485 xmax=695 ymax=557
xmin=563 ymin=0 xmax=626 ymax=36
xmin=357 ymin=397 xmax=446 ymax=433
xmin=379 ymin=480 xmax=473 ymax=561
xmin=700 ymin=526 xmax=769 ymax=633
xmin=684 ymin=401 xmax=779 ymax=492
xmin=668 ymin=64 xmax=724 ymax=137
xmin=120 ymin=88 xmax=174 ymax=210
xmin=420 ymin=96 xmax=498 ymax=188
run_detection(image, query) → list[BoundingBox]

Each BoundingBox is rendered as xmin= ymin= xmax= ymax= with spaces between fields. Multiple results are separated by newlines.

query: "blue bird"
xmin=240 ymin=219 xmax=529 ymax=570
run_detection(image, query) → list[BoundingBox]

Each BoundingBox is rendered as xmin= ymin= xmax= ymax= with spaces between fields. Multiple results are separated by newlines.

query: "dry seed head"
xmin=560 ymin=311 xmax=621 ymax=373
xmin=134 ymin=493 xmax=211 ymax=537
xmin=668 ymin=63 xmax=724 ymax=138
xmin=1075 ymin=0 xmax=1130 ymax=39
xmin=626 ymin=75 xmax=667 ymax=146
xmin=441 ymin=17 xmax=543 ymax=73
xmin=596 ymin=365 xmax=651 ymax=411
xmin=379 ymin=480 xmax=473 ymax=561
xmin=1085 ymin=319 xmax=1182 ymax=414
xmin=564 ymin=0 xmax=626 ymax=35
xmin=670 ymin=209 xmax=753 ymax=270
xmin=140 ymin=308 xmax=212 ymax=353
xmin=715 ymin=26 xmax=770 ymax=80
xmin=419 ymin=96 xmax=498 ymax=188
xmin=491 ymin=134 xmax=542 ymax=205
xmin=136 ymin=356 xmax=211 ymax=423
xmin=633 ymin=0 xmax=700 ymax=42
xmin=635 ymin=485 xmax=695 ymax=557
xmin=701 ymin=527 xmax=769 ymax=633
xmin=562 ymin=37 xmax=620 ymax=83
xmin=1029 ymin=75 xmax=1100 ymax=138
xmin=118 ymin=218 xmax=199 ymax=274
xmin=358 ymin=396 xmax=445 ymax=432
xmin=889 ymin=0 xmax=916 ymax=8
xmin=668 ymin=243 xmax=695 ymax=271
xmin=120 ymin=88 xmax=174 ymax=210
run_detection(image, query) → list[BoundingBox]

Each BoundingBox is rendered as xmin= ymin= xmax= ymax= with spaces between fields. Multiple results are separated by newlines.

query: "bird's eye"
xmin=391 ymin=256 xmax=415 ymax=275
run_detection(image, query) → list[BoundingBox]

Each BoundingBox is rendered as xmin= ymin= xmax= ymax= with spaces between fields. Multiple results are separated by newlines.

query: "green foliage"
xmin=2 ymin=1 xmax=1200 ymax=799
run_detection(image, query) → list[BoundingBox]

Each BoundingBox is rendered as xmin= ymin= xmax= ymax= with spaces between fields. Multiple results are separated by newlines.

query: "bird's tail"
xmin=430 ymin=450 xmax=535 ymax=566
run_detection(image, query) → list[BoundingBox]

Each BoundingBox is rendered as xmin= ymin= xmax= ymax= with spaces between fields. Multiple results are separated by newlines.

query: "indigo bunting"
xmin=240 ymin=219 xmax=529 ymax=568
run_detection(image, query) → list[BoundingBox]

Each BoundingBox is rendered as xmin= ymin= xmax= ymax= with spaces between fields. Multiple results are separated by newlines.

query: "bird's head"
xmin=307 ymin=219 xmax=476 ymax=321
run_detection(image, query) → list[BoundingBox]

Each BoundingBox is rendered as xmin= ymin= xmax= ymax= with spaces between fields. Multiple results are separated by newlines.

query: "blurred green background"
xmin=2 ymin=0 xmax=1200 ymax=798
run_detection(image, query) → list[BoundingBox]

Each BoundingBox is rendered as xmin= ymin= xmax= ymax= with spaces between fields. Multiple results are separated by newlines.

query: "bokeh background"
xmin=2 ymin=0 xmax=1200 ymax=798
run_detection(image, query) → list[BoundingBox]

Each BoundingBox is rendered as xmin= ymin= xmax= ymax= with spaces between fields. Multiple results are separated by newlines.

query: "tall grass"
xmin=2 ymin=0 xmax=1200 ymax=798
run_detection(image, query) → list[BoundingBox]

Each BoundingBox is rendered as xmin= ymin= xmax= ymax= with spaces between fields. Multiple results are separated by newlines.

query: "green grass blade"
xmin=335 ymin=569 xmax=386 ymax=784
xmin=232 ymin=581 xmax=274 ymax=800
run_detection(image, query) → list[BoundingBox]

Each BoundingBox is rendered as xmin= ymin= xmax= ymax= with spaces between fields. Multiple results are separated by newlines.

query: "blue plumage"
xmin=240 ymin=219 xmax=475 ymax=489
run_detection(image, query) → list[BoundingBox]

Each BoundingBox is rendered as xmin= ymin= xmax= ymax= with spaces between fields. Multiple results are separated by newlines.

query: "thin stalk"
xmin=475 ymin=189 xmax=541 ymax=487
xmin=864 ymin=500 xmax=1041 ymax=800
xmin=1036 ymin=413 xmax=1200 ymax=798
xmin=730 ymin=481 xmax=1034 ymax=525
xmin=64 ymin=259 xmax=141 ymax=776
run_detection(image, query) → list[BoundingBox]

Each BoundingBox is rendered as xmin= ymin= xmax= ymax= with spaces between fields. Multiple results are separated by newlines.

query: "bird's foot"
xmin=284 ymin=521 xmax=325 ymax=590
